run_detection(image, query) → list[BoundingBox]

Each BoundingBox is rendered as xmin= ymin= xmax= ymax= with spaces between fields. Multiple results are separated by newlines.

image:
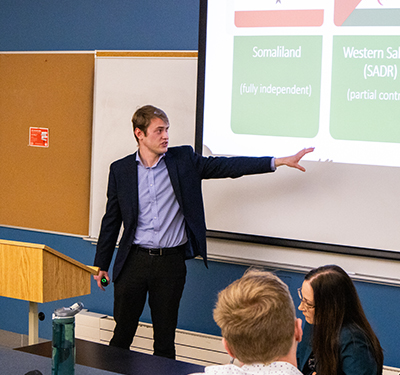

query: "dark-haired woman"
xmin=296 ymin=265 xmax=383 ymax=375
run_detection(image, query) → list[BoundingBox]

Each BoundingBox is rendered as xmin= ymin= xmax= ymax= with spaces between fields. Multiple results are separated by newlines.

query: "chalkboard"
xmin=89 ymin=51 xmax=198 ymax=239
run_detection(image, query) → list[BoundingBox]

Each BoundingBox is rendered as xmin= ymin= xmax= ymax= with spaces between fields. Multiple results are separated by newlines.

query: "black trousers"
xmin=110 ymin=246 xmax=187 ymax=359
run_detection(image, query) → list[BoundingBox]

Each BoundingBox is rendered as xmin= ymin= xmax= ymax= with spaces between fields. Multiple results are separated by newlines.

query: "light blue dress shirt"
xmin=133 ymin=153 xmax=187 ymax=248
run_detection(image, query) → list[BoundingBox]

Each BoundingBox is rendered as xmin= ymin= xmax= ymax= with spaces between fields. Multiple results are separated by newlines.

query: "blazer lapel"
xmin=122 ymin=152 xmax=139 ymax=221
xmin=164 ymin=152 xmax=184 ymax=209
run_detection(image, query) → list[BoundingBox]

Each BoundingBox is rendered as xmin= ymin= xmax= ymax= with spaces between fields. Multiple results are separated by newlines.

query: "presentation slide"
xmin=202 ymin=0 xmax=400 ymax=168
xmin=198 ymin=0 xmax=400 ymax=257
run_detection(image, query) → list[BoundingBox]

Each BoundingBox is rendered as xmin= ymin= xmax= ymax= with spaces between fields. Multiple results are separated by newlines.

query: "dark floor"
xmin=0 ymin=329 xmax=47 ymax=350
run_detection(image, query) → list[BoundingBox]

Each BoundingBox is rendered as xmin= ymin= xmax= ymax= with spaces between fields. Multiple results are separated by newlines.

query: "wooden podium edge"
xmin=0 ymin=239 xmax=98 ymax=275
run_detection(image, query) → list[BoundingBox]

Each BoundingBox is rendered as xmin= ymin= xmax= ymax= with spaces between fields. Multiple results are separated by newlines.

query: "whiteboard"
xmin=88 ymin=51 xmax=400 ymax=284
xmin=89 ymin=51 xmax=198 ymax=239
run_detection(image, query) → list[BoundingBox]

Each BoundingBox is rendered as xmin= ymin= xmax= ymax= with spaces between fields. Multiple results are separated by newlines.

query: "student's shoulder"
xmin=340 ymin=324 xmax=368 ymax=343
xmin=339 ymin=324 xmax=375 ymax=357
xmin=203 ymin=364 xmax=241 ymax=374
xmin=265 ymin=362 xmax=304 ymax=375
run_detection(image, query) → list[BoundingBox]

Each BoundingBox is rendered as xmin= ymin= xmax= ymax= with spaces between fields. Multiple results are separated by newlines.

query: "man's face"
xmin=136 ymin=117 xmax=169 ymax=156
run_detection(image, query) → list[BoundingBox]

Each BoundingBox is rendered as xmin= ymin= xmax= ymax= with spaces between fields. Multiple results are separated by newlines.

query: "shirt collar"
xmin=136 ymin=151 xmax=165 ymax=168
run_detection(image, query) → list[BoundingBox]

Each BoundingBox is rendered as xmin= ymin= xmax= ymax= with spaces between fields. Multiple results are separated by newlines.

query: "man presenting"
xmin=93 ymin=105 xmax=313 ymax=359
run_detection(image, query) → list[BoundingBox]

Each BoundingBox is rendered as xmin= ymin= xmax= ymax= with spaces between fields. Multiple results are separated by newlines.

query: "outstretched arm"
xmin=275 ymin=147 xmax=314 ymax=172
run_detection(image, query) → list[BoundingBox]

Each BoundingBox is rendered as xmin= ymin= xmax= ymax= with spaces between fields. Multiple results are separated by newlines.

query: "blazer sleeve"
xmin=338 ymin=326 xmax=379 ymax=375
xmin=93 ymin=163 xmax=123 ymax=272
xmin=183 ymin=146 xmax=275 ymax=179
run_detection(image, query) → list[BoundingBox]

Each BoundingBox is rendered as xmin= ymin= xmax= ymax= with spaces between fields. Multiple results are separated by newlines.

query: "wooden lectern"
xmin=0 ymin=239 xmax=99 ymax=345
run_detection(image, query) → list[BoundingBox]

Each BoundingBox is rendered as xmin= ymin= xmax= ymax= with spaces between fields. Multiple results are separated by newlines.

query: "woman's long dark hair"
xmin=305 ymin=265 xmax=383 ymax=375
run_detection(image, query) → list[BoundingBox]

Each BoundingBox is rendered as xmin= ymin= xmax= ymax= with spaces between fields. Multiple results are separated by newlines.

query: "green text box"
xmin=330 ymin=36 xmax=400 ymax=143
xmin=231 ymin=36 xmax=322 ymax=138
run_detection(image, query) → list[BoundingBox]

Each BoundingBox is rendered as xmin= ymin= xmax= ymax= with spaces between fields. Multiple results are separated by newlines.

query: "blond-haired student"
xmin=192 ymin=269 xmax=303 ymax=375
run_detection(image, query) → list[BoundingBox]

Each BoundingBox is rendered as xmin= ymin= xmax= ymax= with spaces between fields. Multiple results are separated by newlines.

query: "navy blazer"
xmin=94 ymin=146 xmax=274 ymax=282
xmin=297 ymin=322 xmax=379 ymax=375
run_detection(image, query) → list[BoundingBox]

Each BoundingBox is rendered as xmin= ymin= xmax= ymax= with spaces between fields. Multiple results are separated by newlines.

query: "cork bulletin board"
xmin=0 ymin=53 xmax=94 ymax=235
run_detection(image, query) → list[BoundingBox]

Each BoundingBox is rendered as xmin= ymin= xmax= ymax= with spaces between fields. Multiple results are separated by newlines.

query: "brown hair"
xmin=305 ymin=265 xmax=383 ymax=375
xmin=213 ymin=269 xmax=295 ymax=364
xmin=131 ymin=105 xmax=169 ymax=143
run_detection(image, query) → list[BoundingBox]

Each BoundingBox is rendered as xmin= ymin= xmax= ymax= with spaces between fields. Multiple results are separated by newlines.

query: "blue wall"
xmin=0 ymin=0 xmax=399 ymax=368
xmin=1 ymin=226 xmax=399 ymax=367
xmin=0 ymin=0 xmax=199 ymax=51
